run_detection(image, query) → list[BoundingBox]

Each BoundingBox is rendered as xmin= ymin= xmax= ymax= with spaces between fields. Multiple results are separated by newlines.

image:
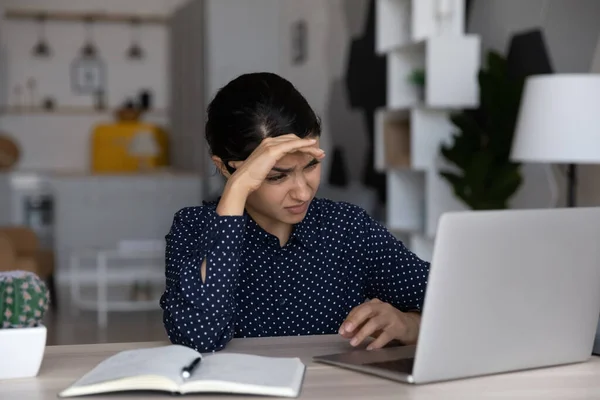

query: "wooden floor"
xmin=43 ymin=284 xmax=169 ymax=346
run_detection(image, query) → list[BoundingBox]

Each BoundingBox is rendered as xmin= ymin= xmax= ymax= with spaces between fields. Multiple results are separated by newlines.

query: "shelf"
xmin=376 ymin=0 xmax=411 ymax=54
xmin=387 ymin=35 xmax=480 ymax=109
xmin=376 ymin=0 xmax=466 ymax=54
xmin=410 ymin=107 xmax=455 ymax=170
xmin=375 ymin=107 xmax=454 ymax=172
xmin=375 ymin=109 xmax=411 ymax=172
xmin=4 ymin=9 xmax=168 ymax=25
xmin=377 ymin=0 xmax=480 ymax=252
xmin=387 ymin=43 xmax=425 ymax=108
xmin=386 ymin=169 xmax=425 ymax=232
xmin=0 ymin=106 xmax=167 ymax=117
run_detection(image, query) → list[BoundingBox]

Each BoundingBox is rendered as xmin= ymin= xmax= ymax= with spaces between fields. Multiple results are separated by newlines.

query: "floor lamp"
xmin=511 ymin=74 xmax=600 ymax=356
xmin=510 ymin=74 xmax=600 ymax=207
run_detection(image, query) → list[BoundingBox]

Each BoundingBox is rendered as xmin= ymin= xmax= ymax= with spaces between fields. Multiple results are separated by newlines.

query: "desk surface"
xmin=3 ymin=335 xmax=600 ymax=400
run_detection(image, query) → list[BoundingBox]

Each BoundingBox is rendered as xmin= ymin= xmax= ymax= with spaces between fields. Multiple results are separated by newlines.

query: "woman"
xmin=160 ymin=72 xmax=430 ymax=353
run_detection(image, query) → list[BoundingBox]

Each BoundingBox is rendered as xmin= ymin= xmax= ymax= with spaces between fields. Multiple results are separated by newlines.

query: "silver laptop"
xmin=314 ymin=207 xmax=600 ymax=384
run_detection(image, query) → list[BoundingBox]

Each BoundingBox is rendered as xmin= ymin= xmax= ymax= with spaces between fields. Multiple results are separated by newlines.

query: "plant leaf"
xmin=437 ymin=49 xmax=525 ymax=210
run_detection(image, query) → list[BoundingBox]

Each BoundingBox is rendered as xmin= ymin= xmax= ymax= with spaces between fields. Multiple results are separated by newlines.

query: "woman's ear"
xmin=211 ymin=156 xmax=231 ymax=178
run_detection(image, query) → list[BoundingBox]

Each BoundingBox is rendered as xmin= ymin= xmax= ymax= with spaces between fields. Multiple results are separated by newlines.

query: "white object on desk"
xmin=58 ymin=345 xmax=305 ymax=398
xmin=69 ymin=240 xmax=165 ymax=329
xmin=0 ymin=325 xmax=46 ymax=380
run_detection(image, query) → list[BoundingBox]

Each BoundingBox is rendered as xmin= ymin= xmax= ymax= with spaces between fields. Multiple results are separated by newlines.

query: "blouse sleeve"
xmin=159 ymin=206 xmax=246 ymax=352
xmin=358 ymin=210 xmax=430 ymax=312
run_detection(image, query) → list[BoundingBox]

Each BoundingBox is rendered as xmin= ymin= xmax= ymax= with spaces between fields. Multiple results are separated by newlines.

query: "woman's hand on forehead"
xmin=225 ymin=134 xmax=324 ymax=193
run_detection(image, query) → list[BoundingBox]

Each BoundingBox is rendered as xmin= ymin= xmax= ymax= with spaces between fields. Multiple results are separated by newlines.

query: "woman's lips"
xmin=285 ymin=202 xmax=308 ymax=214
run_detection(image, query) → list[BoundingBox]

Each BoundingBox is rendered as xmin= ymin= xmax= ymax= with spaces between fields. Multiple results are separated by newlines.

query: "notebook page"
xmin=69 ymin=345 xmax=201 ymax=388
xmin=185 ymin=353 xmax=304 ymax=390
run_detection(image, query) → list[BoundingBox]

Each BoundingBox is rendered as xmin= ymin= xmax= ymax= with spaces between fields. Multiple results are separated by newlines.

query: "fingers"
xmin=262 ymin=134 xmax=310 ymax=146
xmin=339 ymin=300 xmax=379 ymax=336
xmin=229 ymin=145 xmax=323 ymax=170
xmin=339 ymin=319 xmax=363 ymax=339
xmin=265 ymin=138 xmax=318 ymax=158
xmin=228 ymin=161 xmax=244 ymax=169
xmin=349 ymin=316 xmax=385 ymax=347
xmin=229 ymin=136 xmax=323 ymax=170
xmin=366 ymin=330 xmax=394 ymax=351
xmin=264 ymin=133 xmax=302 ymax=141
xmin=297 ymin=146 xmax=326 ymax=159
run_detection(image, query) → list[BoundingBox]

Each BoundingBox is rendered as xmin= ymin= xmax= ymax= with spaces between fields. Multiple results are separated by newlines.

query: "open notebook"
xmin=58 ymin=345 xmax=306 ymax=398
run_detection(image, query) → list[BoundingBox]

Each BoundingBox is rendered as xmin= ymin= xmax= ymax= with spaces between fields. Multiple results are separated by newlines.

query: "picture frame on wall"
xmin=291 ymin=19 xmax=308 ymax=65
xmin=70 ymin=57 xmax=106 ymax=94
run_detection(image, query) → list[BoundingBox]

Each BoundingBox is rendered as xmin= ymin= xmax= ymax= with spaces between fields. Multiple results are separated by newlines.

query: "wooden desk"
xmin=3 ymin=335 xmax=600 ymax=399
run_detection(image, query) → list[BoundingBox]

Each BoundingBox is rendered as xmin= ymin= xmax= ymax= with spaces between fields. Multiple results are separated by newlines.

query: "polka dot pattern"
xmin=159 ymin=198 xmax=430 ymax=352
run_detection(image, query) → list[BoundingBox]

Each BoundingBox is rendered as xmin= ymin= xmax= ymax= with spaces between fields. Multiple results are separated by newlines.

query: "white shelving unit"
xmin=376 ymin=0 xmax=465 ymax=54
xmin=375 ymin=0 xmax=480 ymax=261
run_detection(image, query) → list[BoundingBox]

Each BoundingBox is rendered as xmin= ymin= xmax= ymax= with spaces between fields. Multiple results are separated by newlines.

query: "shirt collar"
xmin=289 ymin=200 xmax=320 ymax=248
xmin=245 ymin=199 xmax=321 ymax=249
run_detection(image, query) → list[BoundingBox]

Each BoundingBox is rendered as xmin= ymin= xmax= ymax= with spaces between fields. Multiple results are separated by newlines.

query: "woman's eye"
xmin=304 ymin=162 xmax=319 ymax=171
xmin=266 ymin=174 xmax=286 ymax=182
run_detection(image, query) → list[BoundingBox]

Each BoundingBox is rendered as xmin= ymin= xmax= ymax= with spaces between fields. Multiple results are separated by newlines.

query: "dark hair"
xmin=205 ymin=72 xmax=321 ymax=173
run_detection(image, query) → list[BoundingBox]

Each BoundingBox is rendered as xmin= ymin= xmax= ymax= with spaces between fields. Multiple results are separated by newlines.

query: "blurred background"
xmin=0 ymin=0 xmax=599 ymax=345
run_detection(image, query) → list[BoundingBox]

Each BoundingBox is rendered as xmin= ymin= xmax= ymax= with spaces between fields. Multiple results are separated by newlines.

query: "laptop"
xmin=314 ymin=207 xmax=600 ymax=384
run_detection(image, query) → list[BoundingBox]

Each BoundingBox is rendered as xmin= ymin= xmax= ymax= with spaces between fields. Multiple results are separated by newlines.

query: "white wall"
xmin=0 ymin=0 xmax=188 ymax=171
xmin=201 ymin=0 xmax=288 ymax=197
xmin=202 ymin=0 xmax=343 ymax=197
xmin=323 ymin=0 xmax=370 ymax=184
xmin=204 ymin=0 xmax=280 ymax=103
xmin=468 ymin=0 xmax=548 ymax=55
xmin=469 ymin=0 xmax=600 ymax=73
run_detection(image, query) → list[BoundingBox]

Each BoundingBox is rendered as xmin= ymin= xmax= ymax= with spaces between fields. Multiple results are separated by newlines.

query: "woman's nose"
xmin=291 ymin=176 xmax=311 ymax=201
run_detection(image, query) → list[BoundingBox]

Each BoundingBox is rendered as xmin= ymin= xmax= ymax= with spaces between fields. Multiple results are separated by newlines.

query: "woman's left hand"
xmin=338 ymin=298 xmax=421 ymax=350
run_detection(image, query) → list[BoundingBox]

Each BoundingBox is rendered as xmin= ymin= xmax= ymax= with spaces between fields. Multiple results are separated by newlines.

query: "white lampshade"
xmin=511 ymin=74 xmax=600 ymax=164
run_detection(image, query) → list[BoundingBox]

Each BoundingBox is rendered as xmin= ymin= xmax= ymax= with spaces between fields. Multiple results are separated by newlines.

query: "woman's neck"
xmin=245 ymin=207 xmax=292 ymax=247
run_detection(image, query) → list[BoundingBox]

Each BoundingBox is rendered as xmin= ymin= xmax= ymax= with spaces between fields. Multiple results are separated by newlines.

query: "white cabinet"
xmin=376 ymin=0 xmax=466 ymax=54
xmin=52 ymin=172 xmax=202 ymax=283
xmin=387 ymin=36 xmax=480 ymax=109
xmin=375 ymin=0 xmax=480 ymax=261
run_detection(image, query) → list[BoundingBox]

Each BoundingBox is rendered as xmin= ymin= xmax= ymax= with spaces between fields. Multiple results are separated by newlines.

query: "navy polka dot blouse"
xmin=159 ymin=197 xmax=430 ymax=352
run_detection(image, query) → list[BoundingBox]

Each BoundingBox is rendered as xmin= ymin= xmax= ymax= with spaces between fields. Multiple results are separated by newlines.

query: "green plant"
xmin=0 ymin=270 xmax=50 ymax=329
xmin=439 ymin=50 xmax=525 ymax=210
xmin=407 ymin=68 xmax=425 ymax=86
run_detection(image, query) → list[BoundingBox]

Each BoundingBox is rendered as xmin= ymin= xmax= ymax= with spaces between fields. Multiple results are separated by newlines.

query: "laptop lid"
xmin=412 ymin=207 xmax=600 ymax=384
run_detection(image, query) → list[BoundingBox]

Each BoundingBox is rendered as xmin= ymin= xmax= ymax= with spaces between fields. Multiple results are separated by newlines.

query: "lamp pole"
xmin=567 ymin=163 xmax=576 ymax=208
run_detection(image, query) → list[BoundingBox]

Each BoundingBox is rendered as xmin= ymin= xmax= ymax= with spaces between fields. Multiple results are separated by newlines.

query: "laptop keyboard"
xmin=365 ymin=358 xmax=415 ymax=373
